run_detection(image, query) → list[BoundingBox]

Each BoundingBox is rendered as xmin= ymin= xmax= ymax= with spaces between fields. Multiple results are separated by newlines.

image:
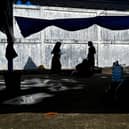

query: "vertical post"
xmin=3 ymin=0 xmax=20 ymax=92
xmin=40 ymin=7 xmax=45 ymax=67
xmin=6 ymin=36 xmax=17 ymax=72
xmin=97 ymin=26 xmax=101 ymax=67
xmin=96 ymin=10 xmax=105 ymax=67
xmin=8 ymin=58 xmax=13 ymax=72
xmin=4 ymin=0 xmax=16 ymax=72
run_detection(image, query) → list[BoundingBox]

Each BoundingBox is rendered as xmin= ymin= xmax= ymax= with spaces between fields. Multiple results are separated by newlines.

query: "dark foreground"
xmin=0 ymin=70 xmax=128 ymax=114
xmin=0 ymin=70 xmax=129 ymax=129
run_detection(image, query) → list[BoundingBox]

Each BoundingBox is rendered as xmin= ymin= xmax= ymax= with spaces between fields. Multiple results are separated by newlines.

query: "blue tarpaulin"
xmin=96 ymin=16 xmax=129 ymax=30
xmin=15 ymin=16 xmax=129 ymax=37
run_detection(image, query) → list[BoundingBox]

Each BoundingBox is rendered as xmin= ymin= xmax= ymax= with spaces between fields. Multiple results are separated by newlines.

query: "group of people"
xmin=51 ymin=41 xmax=96 ymax=76
xmin=74 ymin=41 xmax=96 ymax=76
xmin=51 ymin=41 xmax=129 ymax=103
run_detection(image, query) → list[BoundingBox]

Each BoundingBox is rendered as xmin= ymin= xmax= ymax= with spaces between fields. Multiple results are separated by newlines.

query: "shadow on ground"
xmin=0 ymin=72 xmax=128 ymax=114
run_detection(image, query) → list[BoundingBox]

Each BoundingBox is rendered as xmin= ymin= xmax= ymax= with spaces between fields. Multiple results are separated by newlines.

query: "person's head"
xmin=113 ymin=62 xmax=116 ymax=66
xmin=88 ymin=41 xmax=93 ymax=47
xmin=51 ymin=42 xmax=61 ymax=54
xmin=55 ymin=42 xmax=61 ymax=48
xmin=113 ymin=60 xmax=119 ymax=67
xmin=115 ymin=60 xmax=119 ymax=65
xmin=82 ymin=59 xmax=88 ymax=64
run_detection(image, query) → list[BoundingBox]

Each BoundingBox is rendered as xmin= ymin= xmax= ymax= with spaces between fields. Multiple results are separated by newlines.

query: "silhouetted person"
xmin=87 ymin=41 xmax=96 ymax=71
xmin=76 ymin=59 xmax=91 ymax=76
xmin=51 ymin=42 xmax=62 ymax=73
xmin=72 ymin=59 xmax=92 ymax=77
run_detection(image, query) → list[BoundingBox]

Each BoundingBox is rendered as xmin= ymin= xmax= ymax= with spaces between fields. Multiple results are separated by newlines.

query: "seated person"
xmin=112 ymin=61 xmax=123 ymax=82
xmin=108 ymin=60 xmax=124 ymax=100
xmin=72 ymin=59 xmax=92 ymax=77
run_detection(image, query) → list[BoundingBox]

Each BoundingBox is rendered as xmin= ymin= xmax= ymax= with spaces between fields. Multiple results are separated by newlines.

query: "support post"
xmin=8 ymin=59 xmax=13 ymax=72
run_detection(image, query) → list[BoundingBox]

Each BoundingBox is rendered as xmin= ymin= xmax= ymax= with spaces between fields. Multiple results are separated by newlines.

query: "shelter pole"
xmin=8 ymin=57 xmax=13 ymax=72
xmin=5 ymin=0 xmax=18 ymax=72
xmin=6 ymin=37 xmax=17 ymax=72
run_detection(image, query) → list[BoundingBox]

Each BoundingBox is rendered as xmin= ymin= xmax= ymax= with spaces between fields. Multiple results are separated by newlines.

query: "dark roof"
xmin=15 ymin=0 xmax=129 ymax=11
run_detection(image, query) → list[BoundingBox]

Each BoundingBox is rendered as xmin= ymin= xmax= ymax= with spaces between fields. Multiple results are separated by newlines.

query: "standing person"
xmin=51 ymin=42 xmax=62 ymax=73
xmin=87 ymin=41 xmax=96 ymax=70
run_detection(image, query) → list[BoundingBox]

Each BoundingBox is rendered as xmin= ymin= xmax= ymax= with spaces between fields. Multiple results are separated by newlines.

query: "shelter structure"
xmin=1 ymin=0 xmax=128 ymax=69
xmin=12 ymin=5 xmax=129 ymax=69
xmin=23 ymin=0 xmax=129 ymax=11
xmin=0 ymin=0 xmax=17 ymax=71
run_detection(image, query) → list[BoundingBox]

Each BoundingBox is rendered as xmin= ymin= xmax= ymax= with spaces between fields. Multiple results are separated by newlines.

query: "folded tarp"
xmin=15 ymin=16 xmax=129 ymax=37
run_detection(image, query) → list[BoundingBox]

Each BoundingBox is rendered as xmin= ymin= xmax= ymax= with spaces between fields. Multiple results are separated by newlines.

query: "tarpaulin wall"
xmin=1 ymin=5 xmax=129 ymax=69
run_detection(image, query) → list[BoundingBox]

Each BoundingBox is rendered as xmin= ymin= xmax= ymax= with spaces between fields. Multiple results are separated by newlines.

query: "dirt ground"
xmin=0 ymin=113 xmax=129 ymax=129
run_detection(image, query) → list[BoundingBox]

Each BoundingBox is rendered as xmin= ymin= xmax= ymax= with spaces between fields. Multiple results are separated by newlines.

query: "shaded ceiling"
xmin=15 ymin=0 xmax=129 ymax=11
